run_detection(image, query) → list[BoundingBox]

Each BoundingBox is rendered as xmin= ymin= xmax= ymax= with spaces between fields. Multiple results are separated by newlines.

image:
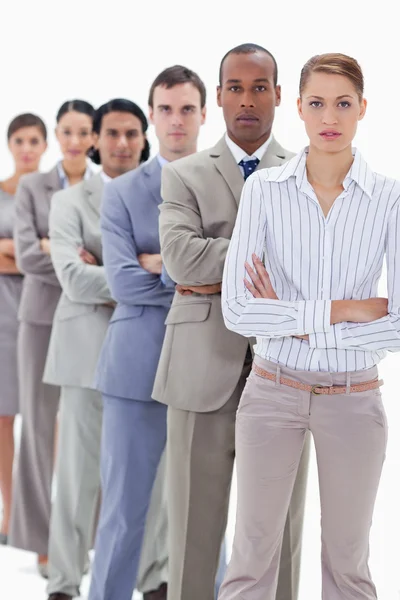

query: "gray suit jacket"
xmin=94 ymin=158 xmax=175 ymax=401
xmin=153 ymin=136 xmax=295 ymax=412
xmin=43 ymin=174 xmax=114 ymax=388
xmin=14 ymin=166 xmax=63 ymax=325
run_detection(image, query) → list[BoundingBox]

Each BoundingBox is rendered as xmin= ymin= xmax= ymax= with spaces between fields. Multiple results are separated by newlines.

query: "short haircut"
xmin=89 ymin=98 xmax=150 ymax=165
xmin=7 ymin=113 xmax=47 ymax=141
xmin=148 ymin=65 xmax=206 ymax=108
xmin=299 ymin=53 xmax=364 ymax=100
xmin=219 ymin=43 xmax=278 ymax=86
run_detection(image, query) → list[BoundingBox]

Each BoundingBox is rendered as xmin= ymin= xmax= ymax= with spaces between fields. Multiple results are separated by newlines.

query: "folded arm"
xmin=0 ymin=238 xmax=15 ymax=258
xmin=159 ymin=164 xmax=229 ymax=286
xmin=49 ymin=190 xmax=113 ymax=305
xmin=309 ymin=199 xmax=400 ymax=352
xmin=0 ymin=239 xmax=19 ymax=274
xmin=224 ymin=173 xmax=393 ymax=348
xmin=160 ymin=264 xmax=176 ymax=289
xmin=14 ymin=178 xmax=60 ymax=286
xmin=222 ymin=175 xmax=332 ymax=338
xmin=101 ymin=182 xmax=173 ymax=307
xmin=0 ymin=254 xmax=19 ymax=274
xmin=245 ymin=257 xmax=388 ymax=343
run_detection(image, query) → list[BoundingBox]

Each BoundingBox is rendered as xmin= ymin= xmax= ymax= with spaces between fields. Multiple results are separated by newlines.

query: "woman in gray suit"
xmin=0 ymin=113 xmax=47 ymax=545
xmin=9 ymin=100 xmax=95 ymax=576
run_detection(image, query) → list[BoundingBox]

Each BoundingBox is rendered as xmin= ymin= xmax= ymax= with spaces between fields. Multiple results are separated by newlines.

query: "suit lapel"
xmin=211 ymin=136 xmax=291 ymax=207
xmin=211 ymin=137 xmax=244 ymax=206
xmin=142 ymin=157 xmax=162 ymax=204
xmin=44 ymin=165 xmax=62 ymax=206
xmin=84 ymin=173 xmax=104 ymax=216
xmin=258 ymin=136 xmax=290 ymax=170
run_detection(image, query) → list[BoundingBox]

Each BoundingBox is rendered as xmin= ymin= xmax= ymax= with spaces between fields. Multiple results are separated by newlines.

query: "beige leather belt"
xmin=252 ymin=363 xmax=383 ymax=395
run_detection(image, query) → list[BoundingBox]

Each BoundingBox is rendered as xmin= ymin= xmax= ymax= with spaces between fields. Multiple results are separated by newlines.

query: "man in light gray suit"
xmin=88 ymin=66 xmax=207 ymax=600
xmin=43 ymin=99 xmax=168 ymax=600
xmin=153 ymin=44 xmax=310 ymax=600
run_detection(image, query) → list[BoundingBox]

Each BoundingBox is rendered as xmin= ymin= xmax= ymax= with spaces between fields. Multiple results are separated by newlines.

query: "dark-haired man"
xmin=87 ymin=67 xmax=206 ymax=600
xmin=153 ymin=44 xmax=310 ymax=600
xmin=44 ymin=99 xmax=166 ymax=600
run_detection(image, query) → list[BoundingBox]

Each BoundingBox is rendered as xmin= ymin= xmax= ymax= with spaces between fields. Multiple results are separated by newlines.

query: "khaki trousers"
xmin=219 ymin=356 xmax=387 ymax=600
xmin=167 ymin=357 xmax=310 ymax=600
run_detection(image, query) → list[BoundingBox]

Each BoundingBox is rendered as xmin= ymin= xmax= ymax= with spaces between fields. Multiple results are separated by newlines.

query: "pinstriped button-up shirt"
xmin=222 ymin=147 xmax=400 ymax=372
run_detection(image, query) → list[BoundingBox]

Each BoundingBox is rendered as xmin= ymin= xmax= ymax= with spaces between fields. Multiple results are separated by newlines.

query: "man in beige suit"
xmin=153 ymin=43 xmax=310 ymax=600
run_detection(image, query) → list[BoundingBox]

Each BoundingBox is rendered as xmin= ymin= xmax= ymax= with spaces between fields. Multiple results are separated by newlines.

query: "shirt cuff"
xmin=301 ymin=300 xmax=332 ymax=335
xmin=309 ymin=322 xmax=341 ymax=349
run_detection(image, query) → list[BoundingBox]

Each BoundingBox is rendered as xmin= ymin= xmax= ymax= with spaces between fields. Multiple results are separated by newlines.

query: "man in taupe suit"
xmin=43 ymin=99 xmax=168 ymax=600
xmin=153 ymin=43 xmax=310 ymax=600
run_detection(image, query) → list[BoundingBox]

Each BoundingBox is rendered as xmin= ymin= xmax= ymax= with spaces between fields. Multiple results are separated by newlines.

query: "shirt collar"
xmin=100 ymin=170 xmax=112 ymax=184
xmin=225 ymin=133 xmax=272 ymax=165
xmin=157 ymin=154 xmax=169 ymax=168
xmin=57 ymin=161 xmax=94 ymax=189
xmin=346 ymin=149 xmax=376 ymax=199
xmin=262 ymin=146 xmax=376 ymax=200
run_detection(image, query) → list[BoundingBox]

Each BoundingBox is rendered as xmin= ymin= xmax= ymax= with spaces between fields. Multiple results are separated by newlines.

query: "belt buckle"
xmin=311 ymin=384 xmax=324 ymax=395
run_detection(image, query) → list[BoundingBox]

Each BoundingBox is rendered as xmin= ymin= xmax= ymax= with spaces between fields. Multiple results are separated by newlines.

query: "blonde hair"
xmin=299 ymin=53 xmax=364 ymax=100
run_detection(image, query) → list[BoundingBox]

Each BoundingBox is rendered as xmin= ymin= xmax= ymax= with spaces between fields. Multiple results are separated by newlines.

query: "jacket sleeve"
xmin=49 ymin=190 xmax=113 ymax=305
xmin=159 ymin=163 xmax=230 ymax=286
xmin=14 ymin=177 xmax=60 ymax=286
xmin=101 ymin=181 xmax=173 ymax=307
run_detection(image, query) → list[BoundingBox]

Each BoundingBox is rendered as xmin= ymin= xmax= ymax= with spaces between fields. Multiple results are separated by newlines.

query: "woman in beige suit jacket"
xmin=0 ymin=113 xmax=47 ymax=546
xmin=9 ymin=100 xmax=95 ymax=576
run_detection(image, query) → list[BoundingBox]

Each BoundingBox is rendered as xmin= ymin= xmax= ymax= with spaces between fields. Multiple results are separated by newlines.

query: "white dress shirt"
xmin=157 ymin=154 xmax=169 ymax=168
xmin=57 ymin=161 xmax=94 ymax=189
xmin=222 ymin=147 xmax=400 ymax=372
xmin=225 ymin=134 xmax=271 ymax=177
xmin=100 ymin=170 xmax=112 ymax=184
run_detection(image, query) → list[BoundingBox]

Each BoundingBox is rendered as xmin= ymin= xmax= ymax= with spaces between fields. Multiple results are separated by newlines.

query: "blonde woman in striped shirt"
xmin=219 ymin=53 xmax=396 ymax=599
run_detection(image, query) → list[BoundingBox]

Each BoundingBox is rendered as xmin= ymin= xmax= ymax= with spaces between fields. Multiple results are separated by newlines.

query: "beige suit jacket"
xmin=43 ymin=174 xmax=114 ymax=388
xmin=153 ymin=136 xmax=295 ymax=412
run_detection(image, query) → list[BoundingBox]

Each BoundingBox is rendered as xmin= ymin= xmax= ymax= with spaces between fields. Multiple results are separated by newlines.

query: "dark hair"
xmin=89 ymin=98 xmax=150 ymax=165
xmin=56 ymin=99 xmax=95 ymax=123
xmin=7 ymin=113 xmax=47 ymax=141
xmin=299 ymin=53 xmax=364 ymax=101
xmin=148 ymin=65 xmax=206 ymax=109
xmin=219 ymin=43 xmax=278 ymax=86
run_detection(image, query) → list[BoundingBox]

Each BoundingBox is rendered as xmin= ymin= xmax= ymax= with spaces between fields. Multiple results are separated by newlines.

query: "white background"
xmin=1 ymin=1 xmax=400 ymax=598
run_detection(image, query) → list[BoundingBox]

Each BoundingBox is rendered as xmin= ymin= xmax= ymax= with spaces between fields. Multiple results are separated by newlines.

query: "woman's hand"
xmin=244 ymin=254 xmax=278 ymax=299
xmin=40 ymin=238 xmax=51 ymax=255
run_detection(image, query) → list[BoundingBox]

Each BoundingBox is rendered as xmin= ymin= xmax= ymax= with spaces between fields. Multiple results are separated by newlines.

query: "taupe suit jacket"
xmin=14 ymin=166 xmax=63 ymax=325
xmin=153 ymin=136 xmax=295 ymax=412
xmin=43 ymin=174 xmax=114 ymax=389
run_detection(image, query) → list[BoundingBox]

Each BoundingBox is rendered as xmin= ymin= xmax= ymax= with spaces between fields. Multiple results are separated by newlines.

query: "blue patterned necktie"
xmin=239 ymin=158 xmax=260 ymax=180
